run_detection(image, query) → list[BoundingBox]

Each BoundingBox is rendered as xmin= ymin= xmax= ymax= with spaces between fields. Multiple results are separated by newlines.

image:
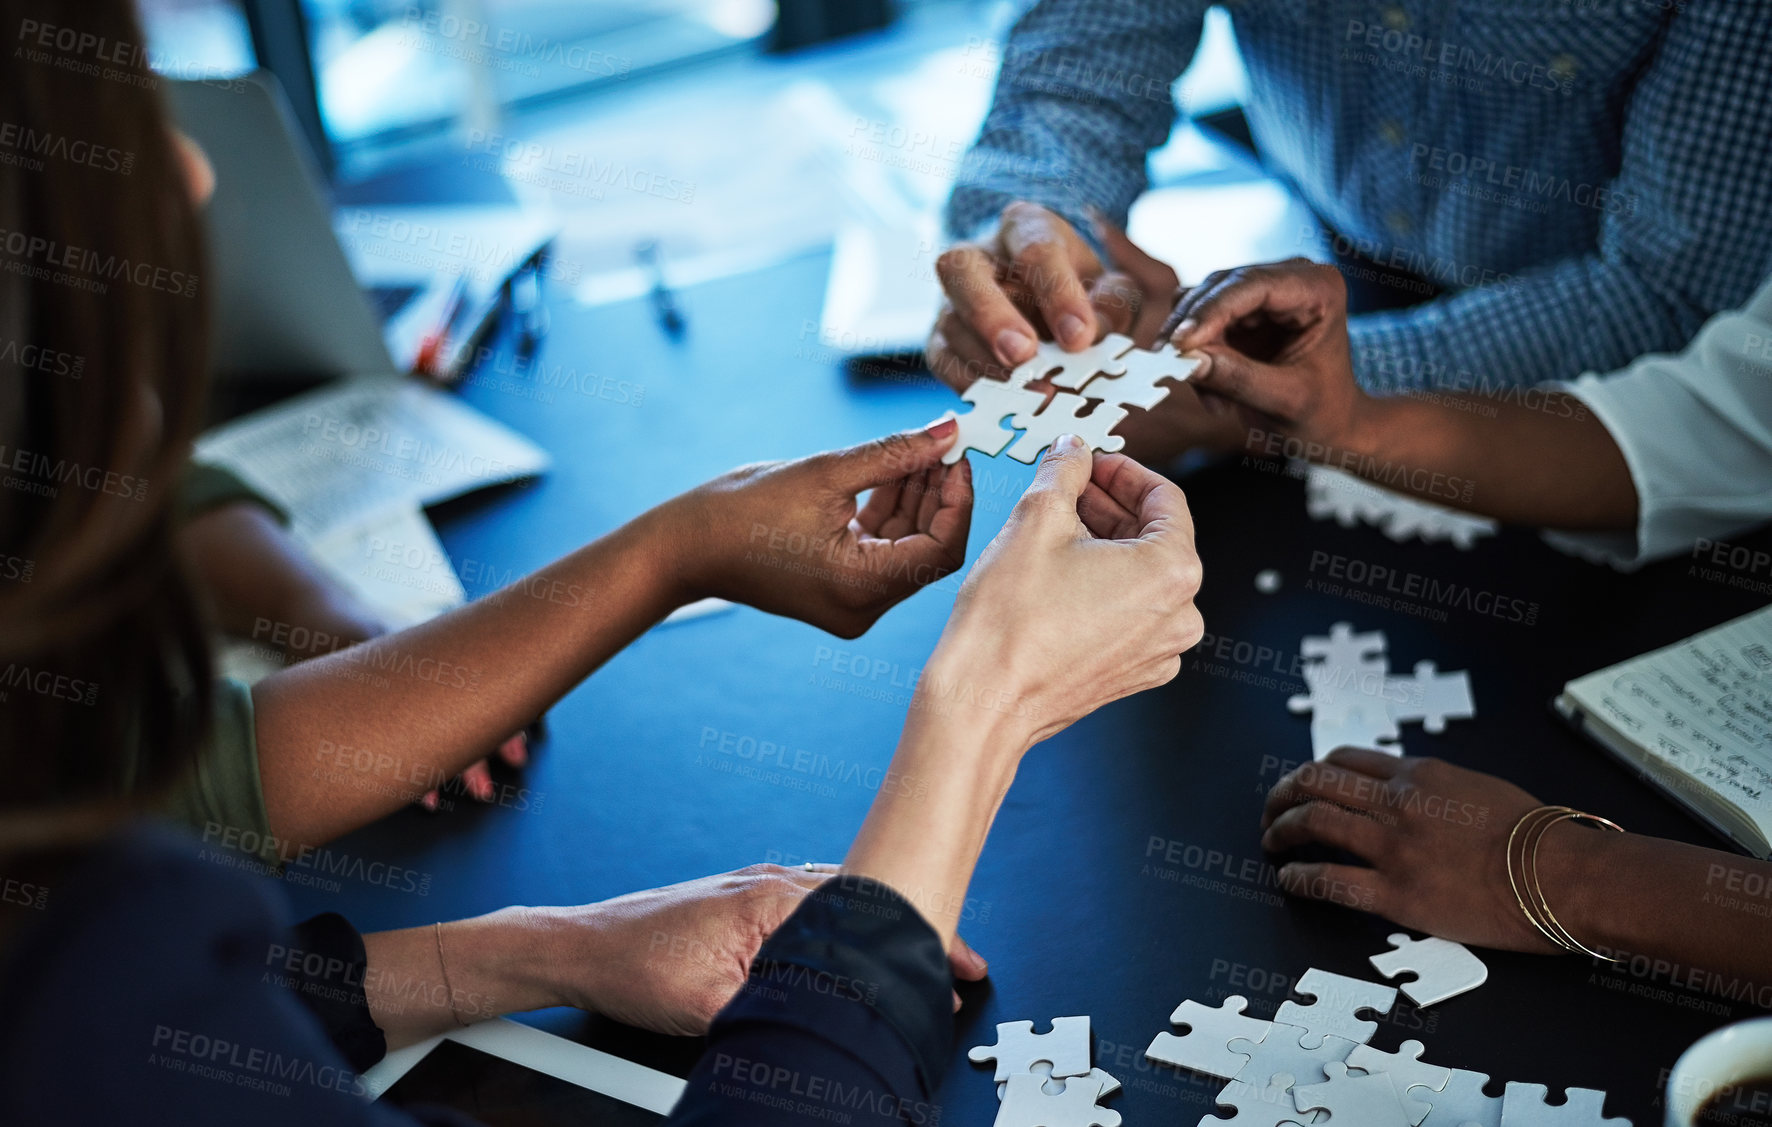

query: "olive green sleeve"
xmin=160 ymin=677 xmax=282 ymax=867
xmin=174 ymin=461 xmax=289 ymax=527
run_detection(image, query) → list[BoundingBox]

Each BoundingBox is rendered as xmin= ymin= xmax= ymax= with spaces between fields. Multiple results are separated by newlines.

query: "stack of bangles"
xmin=1505 ymin=804 xmax=1625 ymax=964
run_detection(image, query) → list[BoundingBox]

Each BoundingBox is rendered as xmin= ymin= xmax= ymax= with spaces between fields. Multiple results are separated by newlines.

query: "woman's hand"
xmin=547 ymin=864 xmax=989 ymax=1036
xmin=661 ymin=421 xmax=973 ymax=639
xmin=1165 ymin=259 xmax=1367 ymax=452
xmin=928 ymin=437 xmax=1206 ymax=746
xmin=1261 ymin=750 xmax=1565 ymax=952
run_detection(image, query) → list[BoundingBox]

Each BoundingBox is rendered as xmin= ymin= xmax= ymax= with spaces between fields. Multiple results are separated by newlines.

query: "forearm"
xmin=179 ymin=502 xmax=373 ymax=644
xmin=1324 ymin=391 xmax=1638 ymax=528
xmin=842 ymin=651 xmax=1032 ymax=948
xmin=254 ymin=507 xmax=688 ymax=847
xmin=362 ymin=908 xmax=561 ymax=1049
xmin=1540 ymin=826 xmax=1772 ymax=993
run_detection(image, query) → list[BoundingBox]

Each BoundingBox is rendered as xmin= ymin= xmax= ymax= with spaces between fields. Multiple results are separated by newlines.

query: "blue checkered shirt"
xmin=946 ymin=0 xmax=1772 ymax=391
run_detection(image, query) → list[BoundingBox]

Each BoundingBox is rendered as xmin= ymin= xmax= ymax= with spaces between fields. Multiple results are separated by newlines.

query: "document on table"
xmin=1558 ymin=604 xmax=1772 ymax=857
xmin=194 ymin=376 xmax=550 ymax=541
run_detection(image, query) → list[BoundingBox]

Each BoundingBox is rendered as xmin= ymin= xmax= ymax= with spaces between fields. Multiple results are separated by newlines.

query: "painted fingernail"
xmin=420 ymin=791 xmax=439 ymax=813
xmin=502 ymin=733 xmax=528 ymax=767
xmin=924 ymin=415 xmax=958 ymax=435
xmin=995 ymin=328 xmax=1034 ymax=363
xmin=1171 ymin=317 xmax=1198 ymax=341
xmin=1055 ymin=314 xmax=1087 ymax=346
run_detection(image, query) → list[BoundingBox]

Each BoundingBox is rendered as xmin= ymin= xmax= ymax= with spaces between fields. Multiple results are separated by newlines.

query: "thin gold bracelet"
xmin=435 ymin=921 xmax=469 ymax=1028
xmin=1527 ymin=809 xmax=1625 ymax=964
xmin=1506 ymin=806 xmax=1576 ymax=952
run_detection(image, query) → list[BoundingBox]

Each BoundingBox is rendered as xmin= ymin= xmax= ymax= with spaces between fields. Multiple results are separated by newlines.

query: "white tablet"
xmin=364 ymin=1018 xmax=686 ymax=1125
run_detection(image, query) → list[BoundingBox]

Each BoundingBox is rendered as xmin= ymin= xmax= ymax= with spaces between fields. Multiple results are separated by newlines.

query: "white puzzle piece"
xmin=1345 ymin=1041 xmax=1452 ymax=1125
xmin=1273 ymin=970 xmax=1397 ymax=1048
xmin=1304 ymin=466 xmax=1496 ymax=550
xmin=1301 ymin=623 xmax=1389 ymax=674
xmin=1210 ymin=1075 xmax=1324 ymax=1127
xmin=998 ymin=1068 xmax=1121 ymax=1127
xmin=1295 ymin=1063 xmax=1414 ymax=1127
xmin=1420 ymin=1070 xmax=1503 ymax=1127
xmin=1288 ymin=626 xmax=1474 ymax=759
xmin=1020 ymin=334 xmax=1134 ymax=391
xmin=1090 ymin=348 xmax=1201 ymax=409
xmin=1369 ymin=934 xmax=1489 ymax=1007
xmin=1004 ymin=392 xmax=1128 ymax=463
xmin=969 ymin=1017 xmax=1093 ymax=1082
xmin=1498 ymin=1084 xmax=1630 ymax=1127
xmin=998 ymin=1063 xmax=1122 ymax=1102
xmin=940 ymin=381 xmax=1049 ymax=465
xmin=1227 ymin=1023 xmax=1360 ymax=1096
xmin=1387 ymin=663 xmax=1476 ymax=735
xmin=1146 ymin=995 xmax=1274 ymax=1080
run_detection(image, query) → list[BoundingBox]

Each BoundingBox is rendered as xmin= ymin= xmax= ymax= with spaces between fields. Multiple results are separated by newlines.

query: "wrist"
xmin=1334 ymin=388 xmax=1387 ymax=461
xmin=914 ymin=639 xmax=1041 ymax=759
xmin=441 ymin=907 xmax=573 ymax=1020
xmin=1533 ymin=819 xmax=1631 ymax=957
xmin=620 ymin=500 xmax=706 ymax=613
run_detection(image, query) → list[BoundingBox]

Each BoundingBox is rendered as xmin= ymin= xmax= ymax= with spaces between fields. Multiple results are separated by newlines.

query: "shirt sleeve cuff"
xmin=281 ymin=912 xmax=388 ymax=1073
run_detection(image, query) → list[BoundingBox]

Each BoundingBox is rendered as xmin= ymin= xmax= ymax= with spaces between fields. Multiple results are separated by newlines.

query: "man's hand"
xmin=1261 ymin=750 xmax=1564 ymax=953
xmin=1166 ymin=259 xmax=1367 ymax=451
xmin=662 ymin=421 xmax=973 ymax=640
xmin=555 ymin=865 xmax=990 ymax=1035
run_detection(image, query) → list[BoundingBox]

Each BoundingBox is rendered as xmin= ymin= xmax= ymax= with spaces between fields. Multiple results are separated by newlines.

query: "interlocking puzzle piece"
xmin=998 ymin=1067 xmax=1121 ymax=1127
xmin=1304 ymin=467 xmax=1495 ymax=550
xmin=1346 ymin=1041 xmax=1452 ymax=1125
xmin=1369 ymin=934 xmax=1489 ymax=1007
xmin=1497 ymin=1084 xmax=1630 ymax=1127
xmin=998 ymin=1063 xmax=1122 ymax=1101
xmin=1146 ymin=995 xmax=1274 ymax=1080
xmin=1209 ymin=1075 xmax=1323 ymax=1127
xmin=1004 ymin=392 xmax=1128 ymax=463
xmin=1386 ymin=663 xmax=1476 ymax=735
xmin=1273 ymin=970 xmax=1397 ymax=1048
xmin=1227 ymin=1023 xmax=1360 ymax=1097
xmin=1296 ymin=1063 xmax=1414 ymax=1127
xmin=1421 ymin=1070 xmax=1503 ymax=1127
xmin=969 ymin=1017 xmax=1092 ymax=1082
xmin=940 ymin=380 xmax=1050 ymax=465
xmin=1289 ymin=659 xmax=1403 ymax=759
xmin=1089 ymin=348 xmax=1201 ymax=409
xmin=1008 ymin=335 xmax=1134 ymax=392
xmin=1300 ymin=623 xmax=1389 ymax=674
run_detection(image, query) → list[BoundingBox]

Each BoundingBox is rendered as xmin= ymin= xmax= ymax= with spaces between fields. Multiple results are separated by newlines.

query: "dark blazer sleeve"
xmin=666 ymin=876 xmax=954 ymax=1127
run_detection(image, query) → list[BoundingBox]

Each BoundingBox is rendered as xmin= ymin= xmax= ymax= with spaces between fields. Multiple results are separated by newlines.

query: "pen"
xmin=414 ymin=274 xmax=470 ymax=379
xmin=634 ymin=238 xmax=686 ymax=339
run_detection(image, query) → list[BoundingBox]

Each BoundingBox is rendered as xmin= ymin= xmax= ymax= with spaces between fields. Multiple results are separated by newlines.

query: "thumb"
xmin=1019 ymin=434 xmax=1093 ymax=522
xmin=1190 ymin=347 xmax=1299 ymax=422
xmin=824 ymin=418 xmax=958 ymax=494
xmin=1094 ymin=215 xmax=1179 ymax=298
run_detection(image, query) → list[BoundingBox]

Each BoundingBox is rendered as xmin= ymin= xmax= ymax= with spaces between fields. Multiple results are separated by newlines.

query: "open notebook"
xmin=1555 ymin=604 xmax=1772 ymax=858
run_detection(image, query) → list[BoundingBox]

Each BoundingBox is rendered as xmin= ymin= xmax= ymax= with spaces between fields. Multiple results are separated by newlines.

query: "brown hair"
xmin=0 ymin=0 xmax=215 ymax=843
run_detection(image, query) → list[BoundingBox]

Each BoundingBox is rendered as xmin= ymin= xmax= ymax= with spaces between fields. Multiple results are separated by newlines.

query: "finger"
xmin=1089 ymin=454 xmax=1193 ymax=544
xmin=936 ymin=244 xmax=1039 ymax=366
xmin=1275 ymin=860 xmax=1387 ymax=913
xmin=1017 ymin=433 xmax=1093 ymax=525
xmin=1168 ymin=260 xmax=1334 ymax=351
xmin=1076 ymin=479 xmax=1138 ymax=540
xmin=949 ymin=933 xmax=989 ymax=981
xmin=1089 ymin=270 xmax=1141 ymax=336
xmin=1262 ymin=756 xmax=1395 ymax=829
xmin=1261 ymin=799 xmax=1388 ymax=858
xmin=826 ymin=419 xmax=958 ymax=495
xmin=1094 ymin=216 xmax=1181 ymax=302
xmin=497 ymin=732 xmax=528 ymax=768
xmin=924 ymin=458 xmax=973 ymax=559
xmin=926 ymin=320 xmax=998 ymax=393
xmin=1188 ymin=348 xmax=1303 ymax=422
xmin=999 ymin=206 xmax=1098 ymax=350
xmin=462 ymin=759 xmax=495 ymax=802
xmin=857 ymin=477 xmax=905 ymax=535
xmin=1323 ymin=746 xmax=1406 ymax=778
xmin=914 ymin=465 xmax=945 ymax=532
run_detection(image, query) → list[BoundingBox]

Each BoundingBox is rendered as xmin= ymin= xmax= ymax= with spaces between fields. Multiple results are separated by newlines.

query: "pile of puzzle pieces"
xmin=970 ymin=1015 xmax=1122 ymax=1127
xmin=1304 ymin=466 xmax=1497 ymax=550
xmin=1142 ymin=936 xmax=1630 ymax=1127
xmin=939 ymin=334 xmax=1201 ymax=465
xmin=1286 ymin=623 xmax=1474 ymax=759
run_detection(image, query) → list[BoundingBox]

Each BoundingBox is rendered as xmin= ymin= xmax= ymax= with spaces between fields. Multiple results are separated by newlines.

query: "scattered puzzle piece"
xmin=1498 ymin=1083 xmax=1631 ymax=1127
xmin=1296 ymin=1063 xmax=1414 ymax=1127
xmin=1346 ymin=1041 xmax=1452 ymax=1125
xmin=1288 ymin=625 xmax=1475 ymax=759
xmin=1227 ymin=1023 xmax=1360 ymax=1098
xmin=970 ymin=1017 xmax=1092 ymax=1083
xmin=1304 ymin=466 xmax=1496 ymax=550
xmin=1369 ymin=934 xmax=1489 ymax=1008
xmin=1146 ymin=995 xmax=1274 ymax=1080
xmin=1274 ymin=970 xmax=1397 ymax=1048
xmin=1387 ymin=662 xmax=1476 ymax=735
xmin=998 ymin=1068 xmax=1121 ymax=1127
xmin=1210 ymin=1075 xmax=1324 ymax=1127
xmin=1421 ymin=1070 xmax=1503 ymax=1127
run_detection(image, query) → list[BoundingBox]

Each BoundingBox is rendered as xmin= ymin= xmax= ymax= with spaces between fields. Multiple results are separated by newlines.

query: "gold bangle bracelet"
xmin=1527 ymin=809 xmax=1625 ymax=964
xmin=1506 ymin=806 xmax=1577 ymax=952
xmin=435 ymin=921 xmax=469 ymax=1028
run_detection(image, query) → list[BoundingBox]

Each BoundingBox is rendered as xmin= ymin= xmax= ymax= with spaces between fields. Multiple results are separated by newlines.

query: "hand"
xmin=663 ymin=421 xmax=973 ymax=640
xmin=1165 ymin=258 xmax=1365 ymax=451
xmin=929 ymin=203 xmax=1184 ymax=391
xmin=554 ymin=864 xmax=990 ymax=1036
xmin=930 ymin=437 xmax=1205 ymax=745
xmin=1260 ymin=750 xmax=1564 ymax=953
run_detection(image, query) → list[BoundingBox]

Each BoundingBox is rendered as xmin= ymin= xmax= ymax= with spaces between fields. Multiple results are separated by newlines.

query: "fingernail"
xmin=503 ymin=733 xmax=528 ymax=767
xmin=1055 ymin=314 xmax=1087 ymax=346
xmin=1171 ymin=317 xmax=1198 ymax=342
xmin=953 ymin=990 xmax=963 ymax=1013
xmin=924 ymin=415 xmax=957 ymax=436
xmin=420 ymin=791 xmax=439 ymax=813
xmin=995 ymin=328 xmax=1034 ymax=363
xmin=1058 ymin=433 xmax=1085 ymax=451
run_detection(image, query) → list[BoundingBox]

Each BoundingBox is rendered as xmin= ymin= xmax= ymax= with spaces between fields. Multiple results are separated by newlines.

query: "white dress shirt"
xmin=1546 ymin=276 xmax=1772 ymax=568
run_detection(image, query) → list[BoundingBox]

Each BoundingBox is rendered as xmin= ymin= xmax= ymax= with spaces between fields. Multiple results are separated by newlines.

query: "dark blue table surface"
xmin=283 ymin=247 xmax=1772 ymax=1127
